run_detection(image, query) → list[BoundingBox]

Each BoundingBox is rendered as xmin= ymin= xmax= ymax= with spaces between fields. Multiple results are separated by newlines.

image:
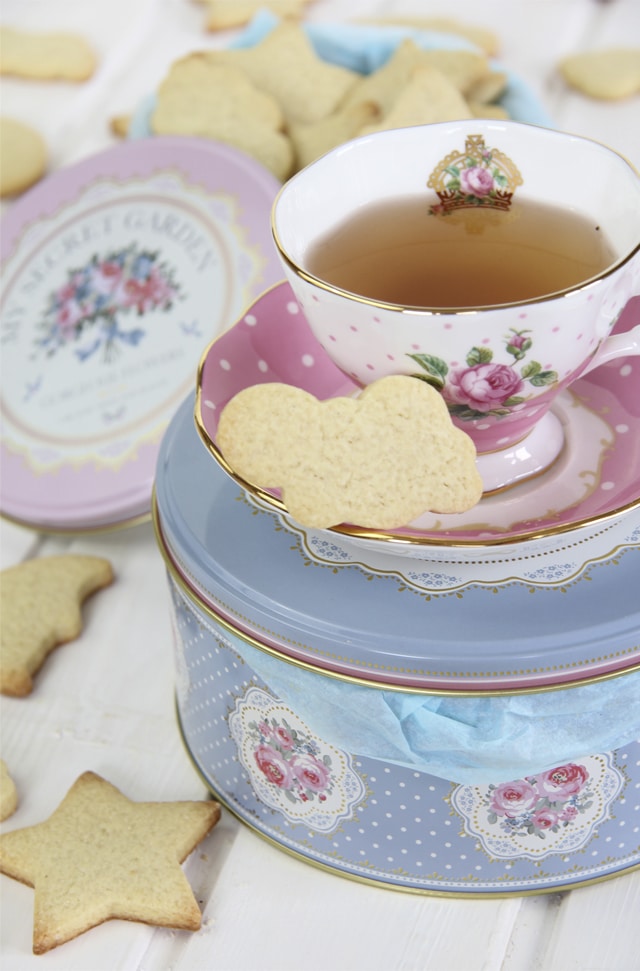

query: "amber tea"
xmin=306 ymin=197 xmax=617 ymax=308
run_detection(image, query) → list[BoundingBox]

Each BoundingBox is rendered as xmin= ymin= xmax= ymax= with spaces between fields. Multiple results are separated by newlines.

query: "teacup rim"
xmin=272 ymin=119 xmax=640 ymax=315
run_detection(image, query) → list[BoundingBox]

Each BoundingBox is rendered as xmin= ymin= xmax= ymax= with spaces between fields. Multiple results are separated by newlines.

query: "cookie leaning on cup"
xmin=216 ymin=375 xmax=483 ymax=530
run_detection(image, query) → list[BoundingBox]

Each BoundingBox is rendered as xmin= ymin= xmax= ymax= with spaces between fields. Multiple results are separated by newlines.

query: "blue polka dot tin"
xmin=153 ymin=393 xmax=640 ymax=895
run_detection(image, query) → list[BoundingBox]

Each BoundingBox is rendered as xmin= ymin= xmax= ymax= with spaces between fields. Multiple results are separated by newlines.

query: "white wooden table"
xmin=1 ymin=1 xmax=639 ymax=968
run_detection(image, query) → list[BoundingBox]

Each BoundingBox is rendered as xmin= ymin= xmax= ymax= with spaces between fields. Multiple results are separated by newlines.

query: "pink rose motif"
xmin=460 ymin=165 xmax=495 ymax=197
xmin=254 ymin=744 xmax=293 ymax=788
xmin=560 ymin=805 xmax=579 ymax=821
xmin=508 ymin=333 xmax=529 ymax=351
xmin=489 ymin=780 xmax=537 ymax=817
xmin=447 ymin=362 xmax=524 ymax=411
xmin=537 ymin=763 xmax=589 ymax=800
xmin=91 ymin=261 xmax=123 ymax=296
xmin=56 ymin=299 xmax=85 ymax=336
xmin=58 ymin=282 xmax=77 ymax=302
xmin=123 ymin=271 xmax=173 ymax=313
xmin=291 ymin=753 xmax=331 ymax=793
xmin=274 ymin=726 xmax=294 ymax=750
xmin=531 ymin=808 xmax=559 ymax=830
xmin=123 ymin=278 xmax=154 ymax=313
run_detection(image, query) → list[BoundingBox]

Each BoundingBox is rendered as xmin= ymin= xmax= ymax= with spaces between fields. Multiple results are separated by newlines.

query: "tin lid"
xmin=155 ymin=393 xmax=640 ymax=694
xmin=0 ymin=136 xmax=283 ymax=531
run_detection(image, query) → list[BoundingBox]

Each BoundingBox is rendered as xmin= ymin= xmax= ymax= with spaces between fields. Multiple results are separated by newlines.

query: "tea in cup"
xmin=272 ymin=120 xmax=640 ymax=491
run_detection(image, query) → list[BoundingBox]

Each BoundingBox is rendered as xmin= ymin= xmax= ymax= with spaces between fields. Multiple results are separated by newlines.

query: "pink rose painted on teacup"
xmin=447 ymin=362 xmax=524 ymax=412
xmin=409 ymin=328 xmax=557 ymax=422
xmin=459 ymin=165 xmax=495 ymax=197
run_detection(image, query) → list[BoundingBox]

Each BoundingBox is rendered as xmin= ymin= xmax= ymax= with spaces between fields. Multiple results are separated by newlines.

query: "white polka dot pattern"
xmin=168 ymin=575 xmax=640 ymax=894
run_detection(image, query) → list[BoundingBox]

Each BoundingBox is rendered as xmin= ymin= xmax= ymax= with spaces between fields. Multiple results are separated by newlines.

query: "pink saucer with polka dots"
xmin=195 ymin=282 xmax=640 ymax=549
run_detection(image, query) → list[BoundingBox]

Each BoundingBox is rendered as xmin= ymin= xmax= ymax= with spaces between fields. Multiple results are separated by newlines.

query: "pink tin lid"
xmin=0 ymin=136 xmax=283 ymax=531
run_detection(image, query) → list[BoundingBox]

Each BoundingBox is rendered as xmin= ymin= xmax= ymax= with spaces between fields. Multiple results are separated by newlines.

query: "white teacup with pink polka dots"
xmin=272 ymin=120 xmax=640 ymax=491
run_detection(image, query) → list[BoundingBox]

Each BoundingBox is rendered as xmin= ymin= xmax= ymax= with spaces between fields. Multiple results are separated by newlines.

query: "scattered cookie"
xmin=0 ymin=116 xmax=47 ymax=197
xmin=109 ymin=113 xmax=131 ymax=138
xmin=0 ymin=761 xmax=18 ymax=822
xmin=0 ymin=554 xmax=114 ymax=697
xmin=359 ymin=65 xmax=473 ymax=136
xmin=289 ymin=100 xmax=379 ymax=170
xmin=199 ymin=0 xmax=314 ymax=32
xmin=212 ymin=21 xmax=359 ymax=124
xmin=341 ymin=38 xmax=428 ymax=116
xmin=469 ymin=100 xmax=509 ymax=120
xmin=0 ymin=26 xmax=96 ymax=81
xmin=0 ymin=771 xmax=221 ymax=953
xmin=416 ymin=48 xmax=494 ymax=96
xmin=343 ymin=40 xmax=503 ymax=119
xmin=356 ymin=16 xmax=500 ymax=57
xmin=152 ymin=55 xmax=293 ymax=180
xmin=559 ymin=48 xmax=640 ymax=100
xmin=216 ymin=375 xmax=483 ymax=529
xmin=465 ymin=68 xmax=508 ymax=105
xmin=147 ymin=24 xmax=512 ymax=179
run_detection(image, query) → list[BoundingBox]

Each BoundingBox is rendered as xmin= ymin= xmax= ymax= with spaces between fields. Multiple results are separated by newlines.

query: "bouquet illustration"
xmin=485 ymin=763 xmax=594 ymax=841
xmin=34 ymin=244 xmax=183 ymax=363
xmin=248 ymin=714 xmax=336 ymax=808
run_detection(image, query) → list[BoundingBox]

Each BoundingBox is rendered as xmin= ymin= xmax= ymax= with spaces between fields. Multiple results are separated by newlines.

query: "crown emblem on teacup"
xmin=427 ymin=135 xmax=523 ymax=215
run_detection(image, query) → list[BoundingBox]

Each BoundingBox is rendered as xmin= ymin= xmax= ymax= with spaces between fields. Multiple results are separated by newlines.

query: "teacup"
xmin=272 ymin=120 xmax=640 ymax=491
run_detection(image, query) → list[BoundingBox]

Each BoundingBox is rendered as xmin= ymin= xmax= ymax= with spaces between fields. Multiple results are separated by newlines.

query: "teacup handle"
xmin=581 ymin=322 xmax=640 ymax=377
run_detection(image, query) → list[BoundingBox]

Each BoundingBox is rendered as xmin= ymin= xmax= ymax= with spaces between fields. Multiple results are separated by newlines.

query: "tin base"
xmin=170 ymin=575 xmax=640 ymax=897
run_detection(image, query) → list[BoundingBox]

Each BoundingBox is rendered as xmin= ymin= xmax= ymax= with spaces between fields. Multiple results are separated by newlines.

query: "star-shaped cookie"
xmin=0 ymin=771 xmax=221 ymax=953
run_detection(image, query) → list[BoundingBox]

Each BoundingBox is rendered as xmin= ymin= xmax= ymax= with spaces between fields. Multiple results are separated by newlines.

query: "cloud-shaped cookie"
xmin=216 ymin=375 xmax=483 ymax=529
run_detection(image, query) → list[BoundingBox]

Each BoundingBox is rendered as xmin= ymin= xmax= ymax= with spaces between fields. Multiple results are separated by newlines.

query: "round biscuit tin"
xmin=154 ymin=392 xmax=640 ymax=895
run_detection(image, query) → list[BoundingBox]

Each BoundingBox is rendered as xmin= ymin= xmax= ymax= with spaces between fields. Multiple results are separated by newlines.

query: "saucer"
xmin=196 ymin=282 xmax=640 ymax=553
xmin=0 ymin=137 xmax=283 ymax=531
xmin=260 ymin=498 xmax=640 ymax=592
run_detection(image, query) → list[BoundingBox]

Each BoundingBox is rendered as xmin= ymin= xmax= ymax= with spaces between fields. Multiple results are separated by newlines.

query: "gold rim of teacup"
xmin=271 ymin=237 xmax=640 ymax=315
xmin=271 ymin=121 xmax=640 ymax=315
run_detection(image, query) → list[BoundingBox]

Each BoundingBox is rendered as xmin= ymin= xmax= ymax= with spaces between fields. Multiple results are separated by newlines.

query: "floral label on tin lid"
xmin=450 ymin=755 xmax=625 ymax=860
xmin=35 ymin=243 xmax=183 ymax=365
xmin=229 ymin=686 xmax=366 ymax=833
xmin=0 ymin=175 xmax=264 ymax=470
xmin=427 ymin=135 xmax=523 ymax=215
